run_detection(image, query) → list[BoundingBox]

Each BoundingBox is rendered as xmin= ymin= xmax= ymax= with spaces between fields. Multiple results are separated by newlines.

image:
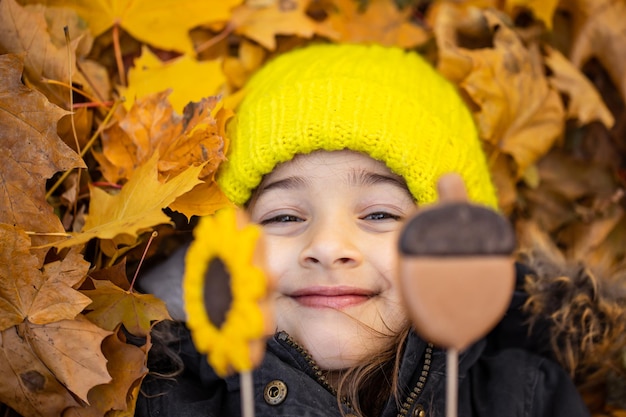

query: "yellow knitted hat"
xmin=217 ymin=43 xmax=498 ymax=208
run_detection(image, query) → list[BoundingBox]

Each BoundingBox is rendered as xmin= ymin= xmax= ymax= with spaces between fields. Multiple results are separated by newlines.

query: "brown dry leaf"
xmin=558 ymin=205 xmax=624 ymax=262
xmin=49 ymin=153 xmax=205 ymax=250
xmin=545 ymin=46 xmax=614 ymax=128
xmin=0 ymin=225 xmax=91 ymax=330
xmin=22 ymin=317 xmax=112 ymax=402
xmin=0 ymin=0 xmax=93 ymax=106
xmin=95 ymin=91 xmax=228 ymax=184
xmin=89 ymin=259 xmax=131 ymax=291
xmin=63 ymin=330 xmax=149 ymax=416
xmin=433 ymin=7 xmax=565 ymax=178
xmin=323 ymin=0 xmax=430 ymax=48
xmin=230 ymin=0 xmax=339 ymax=50
xmin=82 ymin=280 xmax=171 ymax=337
xmin=566 ymin=0 xmax=626 ymax=104
xmin=0 ymin=325 xmax=80 ymax=417
xmin=0 ymin=54 xmax=84 ymax=249
xmin=521 ymin=149 xmax=618 ymax=232
xmin=21 ymin=0 xmax=243 ymax=56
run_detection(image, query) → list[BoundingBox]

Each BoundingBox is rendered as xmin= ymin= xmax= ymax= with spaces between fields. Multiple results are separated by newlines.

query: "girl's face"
xmin=248 ymin=150 xmax=415 ymax=370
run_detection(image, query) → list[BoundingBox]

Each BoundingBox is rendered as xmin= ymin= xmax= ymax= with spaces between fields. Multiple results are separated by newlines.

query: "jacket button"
xmin=263 ymin=380 xmax=288 ymax=405
xmin=412 ymin=404 xmax=426 ymax=417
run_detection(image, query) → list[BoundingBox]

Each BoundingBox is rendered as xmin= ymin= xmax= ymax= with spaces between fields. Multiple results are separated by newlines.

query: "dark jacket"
xmin=136 ymin=264 xmax=590 ymax=417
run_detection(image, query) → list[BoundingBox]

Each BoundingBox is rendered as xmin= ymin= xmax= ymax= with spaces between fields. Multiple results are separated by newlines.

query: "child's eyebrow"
xmin=257 ymin=176 xmax=309 ymax=193
xmin=349 ymin=170 xmax=409 ymax=192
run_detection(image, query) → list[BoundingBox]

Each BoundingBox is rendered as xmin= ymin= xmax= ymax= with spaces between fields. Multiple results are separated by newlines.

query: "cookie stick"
xmin=398 ymin=174 xmax=516 ymax=417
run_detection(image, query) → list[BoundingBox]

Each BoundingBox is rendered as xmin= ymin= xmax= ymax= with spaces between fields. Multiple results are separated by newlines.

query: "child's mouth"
xmin=290 ymin=286 xmax=374 ymax=309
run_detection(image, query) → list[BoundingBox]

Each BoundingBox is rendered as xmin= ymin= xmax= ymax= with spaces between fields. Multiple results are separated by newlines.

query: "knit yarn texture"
xmin=217 ymin=43 xmax=498 ymax=208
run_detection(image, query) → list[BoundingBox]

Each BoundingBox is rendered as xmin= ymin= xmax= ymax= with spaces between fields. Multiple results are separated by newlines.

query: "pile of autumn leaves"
xmin=1 ymin=0 xmax=625 ymax=416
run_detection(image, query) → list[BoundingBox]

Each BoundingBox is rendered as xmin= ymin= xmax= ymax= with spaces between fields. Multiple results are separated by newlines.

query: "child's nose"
xmin=299 ymin=219 xmax=362 ymax=268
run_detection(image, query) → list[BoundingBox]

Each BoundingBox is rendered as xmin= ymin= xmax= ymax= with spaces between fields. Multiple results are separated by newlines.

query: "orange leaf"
xmin=230 ymin=0 xmax=338 ymax=50
xmin=323 ymin=0 xmax=430 ymax=48
xmin=0 ymin=225 xmax=92 ymax=330
xmin=83 ymin=280 xmax=171 ymax=337
xmin=0 ymin=54 xmax=84 ymax=249
xmin=0 ymin=325 xmax=80 ymax=417
xmin=545 ymin=46 xmax=614 ymax=128
xmin=48 ymin=153 xmax=204 ymax=250
xmin=21 ymin=317 xmax=113 ymax=403
xmin=95 ymin=91 xmax=228 ymax=184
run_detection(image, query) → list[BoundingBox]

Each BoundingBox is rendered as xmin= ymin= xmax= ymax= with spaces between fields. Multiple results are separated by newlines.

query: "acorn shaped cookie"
xmin=398 ymin=174 xmax=516 ymax=351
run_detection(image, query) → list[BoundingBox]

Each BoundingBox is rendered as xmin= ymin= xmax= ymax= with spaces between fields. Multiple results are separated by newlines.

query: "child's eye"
xmin=260 ymin=214 xmax=304 ymax=225
xmin=362 ymin=212 xmax=401 ymax=221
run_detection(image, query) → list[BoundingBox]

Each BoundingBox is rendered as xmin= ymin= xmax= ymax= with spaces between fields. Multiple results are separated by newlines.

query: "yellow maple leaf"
xmin=82 ymin=279 xmax=171 ymax=337
xmin=49 ymin=153 xmax=204 ymax=250
xmin=119 ymin=46 xmax=226 ymax=113
xmin=21 ymin=0 xmax=244 ymax=55
xmin=230 ymin=0 xmax=338 ymax=50
xmin=323 ymin=0 xmax=430 ymax=48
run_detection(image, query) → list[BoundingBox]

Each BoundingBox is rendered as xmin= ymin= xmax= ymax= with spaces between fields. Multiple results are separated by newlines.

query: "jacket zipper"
xmin=277 ymin=332 xmax=433 ymax=417
xmin=396 ymin=342 xmax=433 ymax=417
xmin=278 ymin=332 xmax=352 ymax=408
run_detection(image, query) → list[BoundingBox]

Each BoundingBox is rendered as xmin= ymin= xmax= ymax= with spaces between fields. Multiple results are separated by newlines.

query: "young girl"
xmin=136 ymin=43 xmax=590 ymax=417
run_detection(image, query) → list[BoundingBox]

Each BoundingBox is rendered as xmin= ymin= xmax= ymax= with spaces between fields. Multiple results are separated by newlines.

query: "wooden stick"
xmin=446 ymin=348 xmax=458 ymax=417
xmin=241 ymin=371 xmax=255 ymax=417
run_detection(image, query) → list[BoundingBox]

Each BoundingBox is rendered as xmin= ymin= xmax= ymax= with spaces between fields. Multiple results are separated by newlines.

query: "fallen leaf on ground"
xmin=48 ymin=153 xmax=204 ymax=250
xmin=119 ymin=46 xmax=226 ymax=113
xmin=0 ymin=54 xmax=84 ymax=250
xmin=0 ymin=0 xmax=96 ymax=106
xmin=566 ymin=0 xmax=626 ymax=104
xmin=230 ymin=0 xmax=338 ymax=50
xmin=545 ymin=46 xmax=614 ymax=128
xmin=21 ymin=0 xmax=244 ymax=55
xmin=0 ymin=325 xmax=80 ymax=417
xmin=0 ymin=225 xmax=91 ymax=330
xmin=323 ymin=0 xmax=430 ymax=48
xmin=63 ymin=329 xmax=149 ymax=416
xmin=82 ymin=279 xmax=171 ymax=337
xmin=95 ymin=91 xmax=228 ymax=184
xmin=433 ymin=8 xmax=565 ymax=178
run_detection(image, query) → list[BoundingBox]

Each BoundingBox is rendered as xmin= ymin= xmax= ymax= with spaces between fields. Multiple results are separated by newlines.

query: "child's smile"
xmin=248 ymin=150 xmax=415 ymax=370
xmin=288 ymin=285 xmax=376 ymax=309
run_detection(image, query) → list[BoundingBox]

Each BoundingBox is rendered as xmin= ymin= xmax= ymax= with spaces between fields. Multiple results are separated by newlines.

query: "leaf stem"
xmin=195 ymin=22 xmax=235 ymax=54
xmin=129 ymin=231 xmax=159 ymax=293
xmin=113 ymin=23 xmax=127 ymax=86
xmin=44 ymin=79 xmax=109 ymax=108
